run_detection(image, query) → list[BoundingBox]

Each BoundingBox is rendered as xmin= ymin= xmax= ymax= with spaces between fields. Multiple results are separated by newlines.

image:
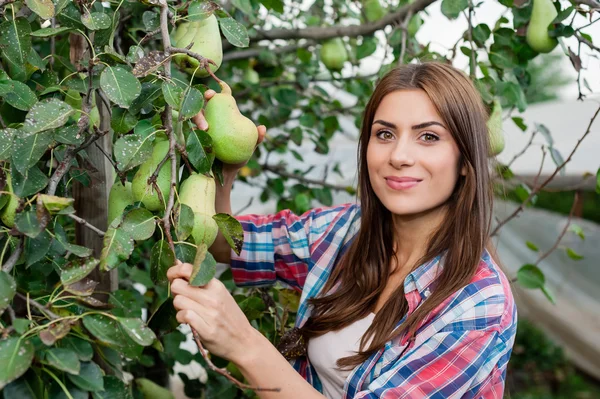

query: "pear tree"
xmin=0 ymin=0 xmax=598 ymax=397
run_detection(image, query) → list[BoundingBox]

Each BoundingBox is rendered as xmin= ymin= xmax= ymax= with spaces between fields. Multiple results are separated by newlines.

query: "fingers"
xmin=176 ymin=309 xmax=210 ymax=333
xmin=192 ymin=110 xmax=208 ymax=131
xmin=204 ymin=89 xmax=216 ymax=100
xmin=257 ymin=125 xmax=266 ymax=145
xmin=167 ymin=262 xmax=193 ymax=282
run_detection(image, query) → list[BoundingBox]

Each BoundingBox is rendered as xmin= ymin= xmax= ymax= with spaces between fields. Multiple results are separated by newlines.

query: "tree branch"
xmin=223 ymin=41 xmax=315 ymax=62
xmin=16 ymin=292 xmax=59 ymax=320
xmin=535 ymin=191 xmax=579 ymax=266
xmin=249 ymin=0 xmax=437 ymax=43
xmin=68 ymin=214 xmax=106 ymax=237
xmin=492 ymin=105 xmax=600 ymax=236
xmin=572 ymin=0 xmax=600 ymax=9
xmin=575 ymin=32 xmax=600 ymax=52
xmin=1 ymin=237 xmax=24 ymax=273
xmin=261 ymin=163 xmax=354 ymax=192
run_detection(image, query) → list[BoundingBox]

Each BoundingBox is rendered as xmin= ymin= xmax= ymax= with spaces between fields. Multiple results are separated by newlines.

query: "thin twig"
xmin=575 ymin=32 xmax=600 ymax=52
xmin=68 ymin=214 xmax=106 ymax=237
xmin=1 ymin=237 xmax=24 ymax=273
xmin=16 ymin=292 xmax=59 ymax=320
xmin=464 ymin=3 xmax=477 ymax=78
xmin=535 ymin=192 xmax=579 ymax=265
xmin=531 ymin=148 xmax=547 ymax=190
xmin=192 ymin=330 xmax=280 ymax=392
xmin=492 ymin=105 xmax=600 ymax=236
xmin=506 ymin=131 xmax=537 ymax=169
xmin=398 ymin=11 xmax=413 ymax=65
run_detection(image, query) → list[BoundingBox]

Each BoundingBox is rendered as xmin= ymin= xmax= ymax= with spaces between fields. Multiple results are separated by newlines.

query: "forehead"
xmin=374 ymin=89 xmax=444 ymax=125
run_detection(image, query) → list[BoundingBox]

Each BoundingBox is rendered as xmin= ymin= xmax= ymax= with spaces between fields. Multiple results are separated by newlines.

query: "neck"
xmin=390 ymin=203 xmax=448 ymax=274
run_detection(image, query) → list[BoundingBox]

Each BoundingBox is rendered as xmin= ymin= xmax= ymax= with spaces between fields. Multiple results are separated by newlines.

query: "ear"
xmin=460 ymin=164 xmax=467 ymax=176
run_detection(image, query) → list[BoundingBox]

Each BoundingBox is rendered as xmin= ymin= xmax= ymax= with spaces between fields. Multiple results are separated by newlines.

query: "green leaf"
xmin=189 ymin=244 xmax=217 ymax=286
xmin=45 ymin=348 xmax=80 ymax=375
xmin=313 ymin=187 xmax=333 ymax=206
xmin=516 ymin=264 xmax=545 ymax=289
xmin=218 ymin=17 xmax=250 ymax=48
xmin=39 ymin=194 xmax=74 ymax=213
xmin=0 ymin=271 xmax=16 ymax=316
xmin=30 ymin=26 xmax=72 ymax=37
xmin=150 ymin=240 xmax=175 ymax=286
xmin=175 ymin=204 xmax=195 ymax=241
xmin=525 ymin=241 xmax=539 ymax=251
xmin=60 ymin=257 xmax=99 ymax=285
xmin=566 ymin=247 xmax=583 ymax=260
xmin=0 ymin=128 xmax=15 ymax=160
xmin=174 ymin=243 xmax=196 ymax=264
xmin=568 ymin=223 xmax=585 ymax=240
xmin=22 ymin=99 xmax=74 ymax=136
xmin=3 ymin=81 xmax=37 ymax=111
xmin=180 ymin=87 xmax=204 ymax=119
xmin=100 ymin=66 xmax=142 ymax=108
xmin=116 ymin=318 xmax=156 ymax=346
xmin=514 ymin=183 xmax=536 ymax=205
xmin=111 ymin=108 xmax=138 ymax=134
xmin=100 ymin=227 xmax=134 ymax=271
xmin=0 ymin=337 xmax=34 ymax=389
xmin=541 ymin=285 xmax=555 ymax=304
xmin=0 ymin=19 xmax=32 ymax=79
xmin=212 ymin=213 xmax=243 ymax=255
xmin=67 ymin=362 xmax=104 ymax=392
xmin=122 ymin=208 xmax=156 ymax=241
xmin=92 ymin=376 xmax=132 ymax=399
xmin=549 ymin=147 xmax=565 ymax=176
xmin=441 ymin=0 xmax=468 ymax=19
xmin=113 ymin=133 xmax=154 ymax=171
xmin=81 ymin=11 xmax=111 ymax=31
xmin=186 ymin=129 xmax=214 ymax=174
xmin=162 ymin=81 xmax=183 ymax=109
xmin=188 ymin=1 xmax=213 ymax=21
xmin=129 ymin=82 xmax=161 ymax=115
xmin=12 ymin=130 xmax=53 ymax=174
xmin=54 ymin=125 xmax=84 ymax=145
xmin=356 ymin=36 xmax=378 ymax=59
xmin=596 ymin=167 xmax=600 ymax=195
xmin=232 ymin=0 xmax=253 ymax=15
xmin=12 ymin=318 xmax=31 ymax=334
xmin=57 ymin=3 xmax=86 ymax=30
xmin=14 ymin=210 xmax=43 ymax=238
xmin=3 ymin=373 xmax=43 ymax=399
xmin=238 ymin=296 xmax=265 ymax=321
xmin=82 ymin=315 xmax=142 ymax=358
xmin=512 ymin=117 xmax=527 ymax=132
xmin=25 ymin=230 xmax=53 ymax=267
xmin=295 ymin=192 xmax=310 ymax=212
xmin=62 ymin=336 xmax=93 ymax=362
xmin=26 ymin=0 xmax=55 ymax=19
xmin=498 ymin=81 xmax=527 ymax=112
xmin=55 ymin=234 xmax=93 ymax=258
xmin=10 ymin=165 xmax=48 ymax=197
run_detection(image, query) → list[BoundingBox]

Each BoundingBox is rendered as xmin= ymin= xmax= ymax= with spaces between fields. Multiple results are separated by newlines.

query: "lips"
xmin=385 ymin=176 xmax=422 ymax=190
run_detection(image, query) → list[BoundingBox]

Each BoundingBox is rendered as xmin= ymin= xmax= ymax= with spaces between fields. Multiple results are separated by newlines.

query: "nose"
xmin=389 ymin=138 xmax=415 ymax=169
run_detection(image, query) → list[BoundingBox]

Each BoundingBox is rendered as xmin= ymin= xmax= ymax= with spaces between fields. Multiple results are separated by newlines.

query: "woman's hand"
xmin=192 ymin=89 xmax=267 ymax=178
xmin=167 ymin=261 xmax=259 ymax=364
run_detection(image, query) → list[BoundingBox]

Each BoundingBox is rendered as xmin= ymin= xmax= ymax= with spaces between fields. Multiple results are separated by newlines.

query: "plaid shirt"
xmin=230 ymin=203 xmax=517 ymax=398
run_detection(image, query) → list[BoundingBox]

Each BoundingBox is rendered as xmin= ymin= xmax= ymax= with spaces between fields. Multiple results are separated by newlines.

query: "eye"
xmin=420 ymin=132 xmax=439 ymax=142
xmin=375 ymin=130 xmax=394 ymax=140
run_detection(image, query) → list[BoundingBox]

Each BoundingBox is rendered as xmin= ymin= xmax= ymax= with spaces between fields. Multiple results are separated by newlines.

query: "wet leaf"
xmin=516 ymin=264 xmax=544 ymax=289
xmin=21 ymin=99 xmax=74 ymax=136
xmin=113 ymin=133 xmax=154 ymax=171
xmin=100 ymin=227 xmax=134 ymax=271
xmin=132 ymin=51 xmax=167 ymax=78
xmin=122 ymin=208 xmax=156 ymax=240
xmin=0 ymin=337 xmax=34 ymax=389
xmin=189 ymin=244 xmax=216 ymax=286
xmin=54 ymin=125 xmax=84 ymax=145
xmin=0 ymin=271 xmax=16 ymax=316
xmin=212 ymin=213 xmax=243 ymax=255
xmin=44 ymin=348 xmax=80 ymax=375
xmin=67 ymin=361 xmax=104 ymax=392
xmin=188 ymin=0 xmax=216 ymax=21
xmin=64 ymin=278 xmax=98 ymax=296
xmin=26 ymin=0 xmax=55 ymax=19
xmin=3 ymin=81 xmax=37 ymax=111
xmin=175 ymin=204 xmax=194 ymax=241
xmin=150 ymin=240 xmax=174 ymax=286
xmin=39 ymin=194 xmax=74 ymax=213
xmin=11 ymin=130 xmax=53 ymax=174
xmin=116 ymin=318 xmax=156 ymax=346
xmin=100 ymin=66 xmax=141 ymax=108
xmin=81 ymin=11 xmax=111 ymax=31
xmin=186 ymin=129 xmax=214 ymax=174
xmin=111 ymin=108 xmax=138 ymax=134
xmin=92 ymin=376 xmax=132 ymax=399
xmin=0 ymin=18 xmax=32 ymax=79
xmin=55 ymin=234 xmax=93 ymax=258
xmin=180 ymin=87 xmax=204 ymax=119
xmin=25 ymin=230 xmax=53 ymax=267
xmin=62 ymin=336 xmax=93 ymax=361
xmin=10 ymin=165 xmax=48 ymax=197
xmin=15 ymin=210 xmax=43 ymax=238
xmin=60 ymin=257 xmax=99 ymax=285
xmin=30 ymin=26 xmax=71 ymax=37
xmin=0 ymin=128 xmax=16 ymax=160
xmin=162 ymin=81 xmax=183 ymax=109
xmin=82 ymin=314 xmax=142 ymax=358
xmin=218 ymin=16 xmax=249 ymax=48
xmin=39 ymin=320 xmax=72 ymax=346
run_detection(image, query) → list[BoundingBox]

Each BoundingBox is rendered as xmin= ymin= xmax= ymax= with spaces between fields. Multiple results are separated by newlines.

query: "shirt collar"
xmin=403 ymin=253 xmax=444 ymax=302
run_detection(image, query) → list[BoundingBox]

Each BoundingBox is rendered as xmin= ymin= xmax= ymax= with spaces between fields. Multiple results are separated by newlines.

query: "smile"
xmin=385 ymin=178 xmax=421 ymax=190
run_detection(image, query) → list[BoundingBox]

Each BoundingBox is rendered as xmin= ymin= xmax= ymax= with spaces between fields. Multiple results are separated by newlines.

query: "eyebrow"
xmin=372 ymin=119 xmax=447 ymax=131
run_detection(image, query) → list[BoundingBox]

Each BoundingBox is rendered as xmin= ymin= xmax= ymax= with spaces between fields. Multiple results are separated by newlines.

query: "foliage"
xmin=0 ymin=0 xmax=598 ymax=396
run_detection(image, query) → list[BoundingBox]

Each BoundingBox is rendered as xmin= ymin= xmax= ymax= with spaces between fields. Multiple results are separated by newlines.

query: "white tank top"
xmin=307 ymin=313 xmax=376 ymax=399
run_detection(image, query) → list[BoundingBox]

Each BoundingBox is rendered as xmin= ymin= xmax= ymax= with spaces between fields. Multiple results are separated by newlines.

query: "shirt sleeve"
xmin=230 ymin=203 xmax=358 ymax=291
xmin=354 ymin=329 xmax=508 ymax=399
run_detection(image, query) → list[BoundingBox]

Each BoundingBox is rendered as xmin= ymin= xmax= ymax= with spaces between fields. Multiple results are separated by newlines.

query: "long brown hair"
xmin=301 ymin=61 xmax=493 ymax=369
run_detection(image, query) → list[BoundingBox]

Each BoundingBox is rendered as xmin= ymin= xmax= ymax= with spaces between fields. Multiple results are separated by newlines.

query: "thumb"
xmin=192 ymin=110 xmax=209 ymax=131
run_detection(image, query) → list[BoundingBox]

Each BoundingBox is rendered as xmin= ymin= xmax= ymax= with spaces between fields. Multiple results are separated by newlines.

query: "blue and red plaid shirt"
xmin=230 ymin=203 xmax=517 ymax=398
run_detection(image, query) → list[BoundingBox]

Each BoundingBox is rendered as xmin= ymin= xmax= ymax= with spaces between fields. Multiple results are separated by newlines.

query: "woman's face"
xmin=366 ymin=89 xmax=464 ymax=217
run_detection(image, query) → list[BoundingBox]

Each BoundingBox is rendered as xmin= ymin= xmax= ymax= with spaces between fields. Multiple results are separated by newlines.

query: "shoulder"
xmin=434 ymin=250 xmax=517 ymax=340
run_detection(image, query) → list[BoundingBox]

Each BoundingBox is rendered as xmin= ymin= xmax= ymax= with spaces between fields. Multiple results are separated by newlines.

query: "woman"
xmin=167 ymin=61 xmax=517 ymax=398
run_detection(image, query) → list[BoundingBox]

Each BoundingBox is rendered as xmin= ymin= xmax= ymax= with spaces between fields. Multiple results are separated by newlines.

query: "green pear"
xmin=243 ymin=67 xmax=260 ymax=84
xmin=179 ymin=172 xmax=218 ymax=247
xmin=135 ymin=378 xmax=174 ymax=399
xmin=107 ymin=180 xmax=134 ymax=225
xmin=172 ymin=14 xmax=223 ymax=78
xmin=526 ymin=0 xmax=558 ymax=53
xmin=131 ymin=136 xmax=175 ymax=211
xmin=204 ymin=81 xmax=258 ymax=164
xmin=363 ymin=0 xmax=386 ymax=22
xmin=320 ymin=38 xmax=349 ymax=71
xmin=487 ymin=99 xmax=505 ymax=156
xmin=0 ymin=175 xmax=19 ymax=228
